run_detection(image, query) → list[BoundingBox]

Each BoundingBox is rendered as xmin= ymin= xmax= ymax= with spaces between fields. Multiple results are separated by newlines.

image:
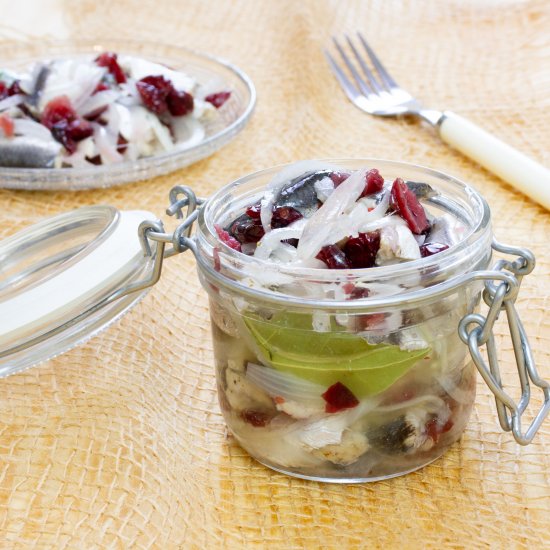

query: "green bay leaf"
xmin=244 ymin=311 xmax=430 ymax=397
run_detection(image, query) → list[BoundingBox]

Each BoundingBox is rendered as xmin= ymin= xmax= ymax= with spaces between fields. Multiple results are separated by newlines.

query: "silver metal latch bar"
xmin=458 ymin=239 xmax=549 ymax=445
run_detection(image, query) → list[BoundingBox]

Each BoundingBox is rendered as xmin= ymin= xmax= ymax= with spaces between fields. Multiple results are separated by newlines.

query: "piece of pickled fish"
xmin=0 ymin=137 xmax=61 ymax=168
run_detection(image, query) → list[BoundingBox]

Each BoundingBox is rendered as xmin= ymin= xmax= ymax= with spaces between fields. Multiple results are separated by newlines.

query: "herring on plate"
xmin=209 ymin=162 xmax=474 ymax=480
xmin=0 ymin=52 xmax=231 ymax=168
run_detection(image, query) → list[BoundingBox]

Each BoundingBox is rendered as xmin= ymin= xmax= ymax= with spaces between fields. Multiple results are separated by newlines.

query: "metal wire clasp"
xmin=134 ymin=186 xmax=205 ymax=292
xmin=458 ymin=239 xmax=549 ymax=445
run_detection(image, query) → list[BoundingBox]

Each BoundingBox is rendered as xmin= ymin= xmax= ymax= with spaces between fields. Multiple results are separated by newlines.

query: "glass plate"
xmin=0 ymin=39 xmax=256 ymax=190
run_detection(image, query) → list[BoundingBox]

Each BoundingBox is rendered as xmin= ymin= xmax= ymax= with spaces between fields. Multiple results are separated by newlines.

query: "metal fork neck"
xmin=418 ymin=109 xmax=444 ymax=126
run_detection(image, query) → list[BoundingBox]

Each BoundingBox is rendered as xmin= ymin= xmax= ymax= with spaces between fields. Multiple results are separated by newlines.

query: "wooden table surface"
xmin=0 ymin=1 xmax=549 ymax=548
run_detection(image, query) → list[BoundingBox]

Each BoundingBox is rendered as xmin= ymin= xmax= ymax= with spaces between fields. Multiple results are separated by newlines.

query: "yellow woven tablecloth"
xmin=0 ymin=1 xmax=549 ymax=548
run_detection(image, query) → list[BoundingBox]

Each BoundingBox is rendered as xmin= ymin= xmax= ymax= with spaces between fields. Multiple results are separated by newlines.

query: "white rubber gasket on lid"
xmin=0 ymin=209 xmax=153 ymax=349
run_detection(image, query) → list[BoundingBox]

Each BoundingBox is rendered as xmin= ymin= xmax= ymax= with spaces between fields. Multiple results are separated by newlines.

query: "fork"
xmin=325 ymin=33 xmax=550 ymax=211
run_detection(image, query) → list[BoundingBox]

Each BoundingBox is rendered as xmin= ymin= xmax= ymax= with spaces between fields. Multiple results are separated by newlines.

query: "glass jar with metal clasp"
xmin=1 ymin=159 xmax=548 ymax=483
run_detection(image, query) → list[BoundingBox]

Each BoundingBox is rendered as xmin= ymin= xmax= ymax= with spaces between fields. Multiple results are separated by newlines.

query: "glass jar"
xmin=184 ymin=159 xmax=546 ymax=482
xmin=1 ymin=159 xmax=547 ymax=482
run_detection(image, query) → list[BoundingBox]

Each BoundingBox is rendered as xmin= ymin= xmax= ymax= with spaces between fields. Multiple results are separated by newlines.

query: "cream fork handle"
xmin=438 ymin=111 xmax=550 ymax=210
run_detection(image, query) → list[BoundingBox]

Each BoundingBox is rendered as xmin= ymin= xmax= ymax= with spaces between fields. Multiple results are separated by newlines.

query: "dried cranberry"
xmin=330 ymin=171 xmax=350 ymax=186
xmin=93 ymin=82 xmax=110 ymax=94
xmin=357 ymin=312 xmax=386 ymax=330
xmin=86 ymin=155 xmax=102 ymax=165
xmin=214 ymin=224 xmax=242 ymax=251
xmin=347 ymin=286 xmax=370 ymax=300
xmin=390 ymin=178 xmax=430 ymax=235
xmin=245 ymin=202 xmax=262 ymax=219
xmin=66 ymin=119 xmax=93 ymax=141
xmin=205 ymin=91 xmax=231 ymax=108
xmin=117 ymin=134 xmax=128 ymax=154
xmin=8 ymin=80 xmax=23 ymax=96
xmin=167 ymin=89 xmax=194 ymax=116
xmin=419 ymin=242 xmax=449 ymax=258
xmin=42 ymin=96 xmax=93 ymax=153
xmin=95 ymin=52 xmax=127 ymax=84
xmin=271 ymin=206 xmax=303 ymax=229
xmin=136 ymin=75 xmax=173 ymax=115
xmin=240 ymin=409 xmax=271 ymax=427
xmin=343 ymin=231 xmax=380 ymax=268
xmin=229 ymin=214 xmax=265 ymax=244
xmin=41 ymin=96 xmax=76 ymax=128
xmin=360 ymin=168 xmax=385 ymax=197
xmin=425 ymin=417 xmax=454 ymax=444
xmin=316 ymin=245 xmax=351 ymax=269
xmin=322 ymin=382 xmax=359 ymax=413
xmin=0 ymin=81 xmax=7 ymax=100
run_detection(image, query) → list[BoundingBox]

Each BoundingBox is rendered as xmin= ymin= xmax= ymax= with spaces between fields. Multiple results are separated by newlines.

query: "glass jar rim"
xmin=196 ymin=158 xmax=492 ymax=310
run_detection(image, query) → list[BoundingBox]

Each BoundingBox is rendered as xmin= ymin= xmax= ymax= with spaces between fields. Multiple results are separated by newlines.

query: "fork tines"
xmin=325 ymin=32 xmax=399 ymax=101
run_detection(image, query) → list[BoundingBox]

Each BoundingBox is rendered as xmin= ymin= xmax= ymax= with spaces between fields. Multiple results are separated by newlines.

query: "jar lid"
xmin=0 ymin=205 xmax=157 ymax=376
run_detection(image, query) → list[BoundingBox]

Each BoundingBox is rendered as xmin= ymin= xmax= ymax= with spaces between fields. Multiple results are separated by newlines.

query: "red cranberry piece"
xmin=67 ymin=119 xmax=93 ymax=141
xmin=117 ymin=134 xmax=129 ymax=153
xmin=86 ymin=155 xmax=102 ymax=165
xmin=360 ymin=168 xmax=385 ymax=197
xmin=95 ymin=52 xmax=127 ymax=84
xmin=136 ymin=75 xmax=173 ymax=115
xmin=419 ymin=242 xmax=449 ymax=258
xmin=425 ymin=416 xmax=454 ymax=444
xmin=245 ymin=202 xmax=262 ymax=219
xmin=42 ymin=96 xmax=92 ymax=153
xmin=347 ymin=286 xmax=370 ymax=300
xmin=41 ymin=96 xmax=77 ymax=128
xmin=390 ymin=178 xmax=430 ymax=235
xmin=167 ymin=89 xmax=194 ymax=116
xmin=316 ymin=245 xmax=351 ymax=269
xmin=205 ymin=91 xmax=231 ymax=108
xmin=271 ymin=206 xmax=303 ymax=229
xmin=240 ymin=409 xmax=271 ymax=427
xmin=322 ymin=382 xmax=359 ymax=413
xmin=0 ymin=114 xmax=14 ymax=137
xmin=330 ymin=171 xmax=350 ymax=187
xmin=93 ymin=82 xmax=110 ymax=94
xmin=357 ymin=312 xmax=386 ymax=330
xmin=229 ymin=215 xmax=265 ymax=243
xmin=8 ymin=80 xmax=24 ymax=96
xmin=214 ymin=224 xmax=242 ymax=251
xmin=343 ymin=231 xmax=380 ymax=268
xmin=0 ymin=82 xmax=8 ymax=100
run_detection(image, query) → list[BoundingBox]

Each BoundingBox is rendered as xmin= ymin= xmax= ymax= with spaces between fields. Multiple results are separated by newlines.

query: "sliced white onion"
xmin=78 ymin=90 xmax=120 ymax=117
xmin=104 ymin=104 xmax=121 ymax=138
xmin=0 ymin=94 xmax=24 ymax=112
xmin=120 ymin=55 xmax=196 ymax=92
xmin=148 ymin=114 xmax=174 ymax=152
xmin=93 ymin=124 xmax=123 ymax=165
xmin=13 ymin=118 xmax=53 ymax=141
xmin=375 ymin=395 xmax=445 ymax=414
xmin=171 ymin=116 xmax=205 ymax=149
xmin=245 ymin=362 xmax=326 ymax=404
xmin=359 ymin=212 xmax=407 ymax=233
xmin=260 ymin=160 xmax=343 ymax=232
xmin=253 ymin=218 xmax=306 ymax=260
xmin=297 ymin=169 xmax=368 ymax=259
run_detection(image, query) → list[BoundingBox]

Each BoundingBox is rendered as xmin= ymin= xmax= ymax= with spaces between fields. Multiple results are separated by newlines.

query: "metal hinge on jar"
xmin=459 ymin=240 xmax=550 ymax=445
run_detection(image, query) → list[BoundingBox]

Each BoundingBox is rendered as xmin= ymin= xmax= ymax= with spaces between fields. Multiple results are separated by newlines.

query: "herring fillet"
xmin=0 ymin=137 xmax=60 ymax=168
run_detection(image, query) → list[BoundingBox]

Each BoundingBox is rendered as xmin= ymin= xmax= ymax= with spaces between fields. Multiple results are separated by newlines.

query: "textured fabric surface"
xmin=0 ymin=0 xmax=550 ymax=548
